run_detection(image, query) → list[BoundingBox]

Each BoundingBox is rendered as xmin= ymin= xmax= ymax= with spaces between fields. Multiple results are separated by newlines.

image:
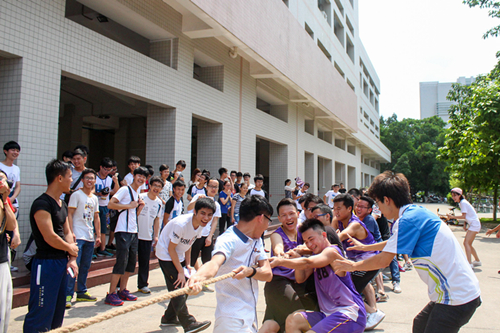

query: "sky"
xmin=358 ymin=0 xmax=500 ymax=120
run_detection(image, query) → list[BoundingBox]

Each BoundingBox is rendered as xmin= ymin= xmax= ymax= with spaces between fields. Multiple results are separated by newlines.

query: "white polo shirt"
xmin=156 ymin=213 xmax=203 ymax=262
xmin=212 ymin=226 xmax=267 ymax=331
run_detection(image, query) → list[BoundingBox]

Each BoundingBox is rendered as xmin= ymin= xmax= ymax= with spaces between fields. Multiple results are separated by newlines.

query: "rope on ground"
xmin=48 ymin=271 xmax=236 ymax=333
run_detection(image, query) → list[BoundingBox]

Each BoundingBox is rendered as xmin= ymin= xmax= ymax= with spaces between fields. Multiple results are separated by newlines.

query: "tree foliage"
xmin=438 ymin=58 xmax=500 ymax=220
xmin=463 ymin=0 xmax=500 ymax=39
xmin=380 ymin=115 xmax=450 ymax=196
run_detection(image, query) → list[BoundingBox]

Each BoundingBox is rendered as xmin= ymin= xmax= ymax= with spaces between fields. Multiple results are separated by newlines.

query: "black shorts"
xmin=351 ymin=269 xmax=379 ymax=294
xmin=112 ymin=232 xmax=138 ymax=275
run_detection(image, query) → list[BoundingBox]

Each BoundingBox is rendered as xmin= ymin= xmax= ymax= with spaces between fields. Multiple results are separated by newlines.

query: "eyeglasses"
xmin=263 ymin=214 xmax=273 ymax=224
xmin=356 ymin=205 xmax=370 ymax=209
xmin=208 ymin=185 xmax=218 ymax=189
xmin=151 ymin=184 xmax=163 ymax=189
xmin=314 ymin=213 xmax=328 ymax=218
xmin=84 ymin=177 xmax=95 ymax=181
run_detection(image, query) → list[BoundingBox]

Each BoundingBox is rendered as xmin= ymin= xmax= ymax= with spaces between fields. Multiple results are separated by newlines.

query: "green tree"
xmin=463 ymin=0 xmax=500 ymax=39
xmin=380 ymin=115 xmax=450 ymax=197
xmin=438 ymin=59 xmax=500 ymax=220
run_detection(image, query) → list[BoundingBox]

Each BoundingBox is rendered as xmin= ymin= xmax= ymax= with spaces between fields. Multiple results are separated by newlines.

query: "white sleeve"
xmin=113 ymin=187 xmax=129 ymax=204
xmin=68 ymin=191 xmax=79 ymax=208
xmin=169 ymin=222 xmax=184 ymax=245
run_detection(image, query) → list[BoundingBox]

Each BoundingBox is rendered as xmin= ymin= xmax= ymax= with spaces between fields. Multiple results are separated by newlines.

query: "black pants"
xmin=413 ymin=297 xmax=481 ymax=333
xmin=263 ymin=275 xmax=317 ymax=333
xmin=158 ymin=260 xmax=196 ymax=328
xmin=351 ymin=269 xmax=379 ymax=294
xmin=137 ymin=239 xmax=152 ymax=289
xmin=218 ymin=213 xmax=232 ymax=234
xmin=190 ymin=236 xmax=213 ymax=267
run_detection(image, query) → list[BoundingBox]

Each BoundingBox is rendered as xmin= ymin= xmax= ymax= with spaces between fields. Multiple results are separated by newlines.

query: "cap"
xmin=451 ymin=188 xmax=462 ymax=195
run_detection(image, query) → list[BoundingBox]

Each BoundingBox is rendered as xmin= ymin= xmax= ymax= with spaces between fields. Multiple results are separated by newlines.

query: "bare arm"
xmin=219 ymin=192 xmax=231 ymax=205
xmin=94 ymin=211 xmax=101 ymax=247
xmin=108 ymin=196 xmax=138 ymax=210
xmin=346 ymin=234 xmax=388 ymax=252
xmin=1 ymin=199 xmax=18 ymax=232
xmin=34 ymin=210 xmax=78 ymax=256
xmin=332 ymin=251 xmax=395 ymax=274
xmin=270 ymin=232 xmax=285 ymax=257
xmin=168 ymin=241 xmax=186 ymax=288
xmin=67 ymin=207 xmax=76 ymax=233
xmin=338 ymin=221 xmax=366 ymax=242
xmin=10 ymin=181 xmax=21 ymax=202
xmin=152 ymin=217 xmax=160 ymax=247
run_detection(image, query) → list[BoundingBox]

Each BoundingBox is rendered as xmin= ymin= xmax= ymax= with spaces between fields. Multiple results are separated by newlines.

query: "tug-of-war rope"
xmin=48 ymin=271 xmax=236 ymax=333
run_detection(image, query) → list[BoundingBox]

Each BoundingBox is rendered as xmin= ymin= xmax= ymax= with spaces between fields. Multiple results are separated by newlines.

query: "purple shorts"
xmin=301 ymin=311 xmax=365 ymax=333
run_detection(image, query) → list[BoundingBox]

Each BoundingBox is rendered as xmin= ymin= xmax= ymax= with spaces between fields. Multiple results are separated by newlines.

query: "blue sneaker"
xmin=97 ymin=249 xmax=114 ymax=257
xmin=118 ymin=289 xmax=137 ymax=301
xmin=104 ymin=292 xmax=124 ymax=306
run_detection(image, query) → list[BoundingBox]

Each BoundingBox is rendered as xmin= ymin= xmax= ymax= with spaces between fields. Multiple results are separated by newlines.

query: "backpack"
xmin=109 ymin=186 xmax=137 ymax=232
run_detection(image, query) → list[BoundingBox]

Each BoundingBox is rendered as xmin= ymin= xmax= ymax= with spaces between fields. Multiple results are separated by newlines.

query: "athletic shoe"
xmin=10 ymin=266 xmax=18 ymax=272
xmin=105 ymin=292 xmax=124 ymax=306
xmin=138 ymin=286 xmax=151 ymax=294
xmin=404 ymin=262 xmax=413 ymax=271
xmin=470 ymin=264 xmax=475 ymax=270
xmin=65 ymin=295 xmax=72 ymax=309
xmin=264 ymin=248 xmax=270 ymax=253
xmin=97 ymin=249 xmax=114 ymax=257
xmin=365 ymin=310 xmax=385 ymax=331
xmin=92 ymin=254 xmax=97 ymax=260
xmin=118 ymin=289 xmax=138 ymax=301
xmin=184 ymin=321 xmax=211 ymax=333
xmin=472 ymin=260 xmax=482 ymax=267
xmin=392 ymin=281 xmax=402 ymax=294
xmin=376 ymin=293 xmax=389 ymax=302
xmin=398 ymin=262 xmax=405 ymax=272
xmin=160 ymin=316 xmax=181 ymax=327
xmin=202 ymin=285 xmax=214 ymax=292
xmin=382 ymin=274 xmax=391 ymax=281
xmin=76 ymin=291 xmax=97 ymax=302
xmin=106 ymin=243 xmax=117 ymax=250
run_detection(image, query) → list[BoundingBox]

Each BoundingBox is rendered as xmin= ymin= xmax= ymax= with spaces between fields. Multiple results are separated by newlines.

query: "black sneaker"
xmin=160 ymin=315 xmax=181 ymax=327
xmin=184 ymin=321 xmax=211 ymax=333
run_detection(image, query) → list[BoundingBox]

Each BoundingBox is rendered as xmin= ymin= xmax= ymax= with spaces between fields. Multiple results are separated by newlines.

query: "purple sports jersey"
xmin=314 ymin=245 xmax=366 ymax=325
xmin=338 ymin=214 xmax=378 ymax=261
xmin=271 ymin=227 xmax=302 ymax=280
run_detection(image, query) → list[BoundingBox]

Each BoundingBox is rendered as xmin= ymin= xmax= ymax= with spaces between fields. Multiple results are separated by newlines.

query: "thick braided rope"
xmin=49 ymin=271 xmax=236 ymax=333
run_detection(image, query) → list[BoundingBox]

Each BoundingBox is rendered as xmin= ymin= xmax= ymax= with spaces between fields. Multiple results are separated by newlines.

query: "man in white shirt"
xmin=323 ymin=184 xmax=340 ymax=208
xmin=293 ymin=183 xmax=309 ymax=211
xmin=105 ymin=167 xmax=147 ymax=306
xmin=250 ymin=174 xmax=269 ymax=201
xmin=122 ymin=156 xmax=146 ymax=192
xmin=164 ymin=180 xmax=186 ymax=226
xmin=137 ymin=176 xmax=163 ymax=294
xmin=155 ymin=198 xmax=215 ymax=332
xmin=65 ymin=169 xmax=100 ymax=308
xmin=0 ymin=141 xmax=21 ymax=271
xmin=188 ymin=195 xmax=273 ymax=333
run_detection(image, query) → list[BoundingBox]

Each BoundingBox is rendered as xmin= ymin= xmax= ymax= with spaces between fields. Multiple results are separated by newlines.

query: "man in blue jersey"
xmin=333 ymin=171 xmax=481 ymax=333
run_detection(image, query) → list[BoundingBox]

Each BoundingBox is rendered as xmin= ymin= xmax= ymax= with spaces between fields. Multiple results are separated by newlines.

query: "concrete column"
xmin=305 ymin=152 xmax=315 ymax=194
xmin=57 ymin=104 xmax=82 ymax=155
xmin=269 ymin=142 xmax=288 ymax=214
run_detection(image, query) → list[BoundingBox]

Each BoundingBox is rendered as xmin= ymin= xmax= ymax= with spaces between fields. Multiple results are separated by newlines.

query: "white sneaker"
xmin=365 ymin=310 xmax=385 ymax=331
xmin=138 ymin=287 xmax=151 ymax=294
xmin=392 ymin=281 xmax=402 ymax=294
xmin=10 ymin=266 xmax=18 ymax=272
xmin=472 ymin=261 xmax=482 ymax=267
xmin=470 ymin=264 xmax=475 ymax=270
xmin=404 ymin=262 xmax=413 ymax=271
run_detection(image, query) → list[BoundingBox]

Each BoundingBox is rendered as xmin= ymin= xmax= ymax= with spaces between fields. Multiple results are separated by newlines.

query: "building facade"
xmin=420 ymin=76 xmax=475 ymax=123
xmin=0 ymin=0 xmax=389 ymax=244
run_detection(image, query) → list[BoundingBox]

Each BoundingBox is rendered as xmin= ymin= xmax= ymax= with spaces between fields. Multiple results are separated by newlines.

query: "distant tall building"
xmin=420 ymin=77 xmax=475 ymax=124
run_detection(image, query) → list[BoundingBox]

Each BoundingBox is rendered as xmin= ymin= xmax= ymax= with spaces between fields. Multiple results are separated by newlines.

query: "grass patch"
xmin=481 ymin=218 xmax=498 ymax=223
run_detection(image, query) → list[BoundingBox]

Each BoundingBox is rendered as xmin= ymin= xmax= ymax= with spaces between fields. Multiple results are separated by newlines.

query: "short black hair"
xmin=81 ymin=168 xmax=97 ymax=179
xmin=159 ymin=164 xmax=169 ymax=172
xmin=277 ymin=198 xmax=297 ymax=215
xmin=303 ymin=182 xmax=310 ymax=188
xmin=348 ymin=188 xmax=361 ymax=199
xmin=100 ymin=157 xmax=113 ymax=168
xmin=128 ymin=156 xmax=141 ymax=165
xmin=176 ymin=160 xmax=186 ymax=168
xmin=3 ymin=141 xmax=20 ymax=153
xmin=149 ymin=176 xmax=165 ymax=188
xmin=239 ymin=195 xmax=273 ymax=223
xmin=368 ymin=171 xmax=412 ymax=208
xmin=333 ymin=193 xmax=354 ymax=210
xmin=218 ymin=167 xmax=228 ymax=176
xmin=61 ymin=150 xmax=73 ymax=160
xmin=298 ymin=193 xmax=312 ymax=204
xmin=144 ymin=164 xmax=154 ymax=176
xmin=311 ymin=204 xmax=333 ymax=222
xmin=303 ymin=195 xmax=323 ymax=209
xmin=298 ymin=218 xmax=325 ymax=234
xmin=133 ymin=166 xmax=149 ymax=177
xmin=236 ymin=172 xmax=243 ymax=177
xmin=254 ymin=174 xmax=264 ymax=182
xmin=333 ymin=184 xmax=339 ymax=188
xmin=74 ymin=145 xmax=89 ymax=155
xmin=243 ymin=172 xmax=251 ymax=178
xmin=201 ymin=169 xmax=211 ymax=176
xmin=285 ymin=179 xmax=291 ymax=186
xmin=112 ymin=160 xmax=117 ymax=167
xmin=172 ymin=180 xmax=186 ymax=188
xmin=230 ymin=170 xmax=237 ymax=175
xmin=46 ymin=159 xmax=71 ymax=185
xmin=73 ymin=148 xmax=87 ymax=158
xmin=359 ymin=196 xmax=374 ymax=211
xmin=194 ymin=197 xmax=217 ymax=214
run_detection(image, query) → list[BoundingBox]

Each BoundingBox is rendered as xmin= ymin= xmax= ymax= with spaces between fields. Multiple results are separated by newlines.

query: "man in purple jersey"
xmin=268 ymin=219 xmax=366 ymax=333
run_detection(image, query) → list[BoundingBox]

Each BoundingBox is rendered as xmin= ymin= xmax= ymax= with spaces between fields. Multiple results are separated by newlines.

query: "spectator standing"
xmin=243 ymin=172 xmax=255 ymax=190
xmin=23 ymin=160 xmax=79 ymax=333
xmin=95 ymin=158 xmax=118 ymax=257
xmin=338 ymin=183 xmax=346 ymax=194
xmin=293 ymin=183 xmax=309 ymax=212
xmin=172 ymin=160 xmax=186 ymax=183
xmin=323 ymin=184 xmax=340 ymax=208
xmin=230 ymin=170 xmax=238 ymax=193
xmin=218 ymin=181 xmax=232 ymax=234
xmin=188 ymin=168 xmax=201 ymax=188
xmin=65 ymin=169 xmax=100 ymax=308
xmin=231 ymin=183 xmax=248 ymax=224
xmin=158 ymin=164 xmax=172 ymax=204
xmin=122 ymin=156 xmax=146 ymax=192
xmin=187 ymin=173 xmax=207 ymax=201
xmin=284 ymin=179 xmax=294 ymax=199
xmin=163 ymin=181 xmax=186 ymax=226
xmin=250 ymin=174 xmax=269 ymax=200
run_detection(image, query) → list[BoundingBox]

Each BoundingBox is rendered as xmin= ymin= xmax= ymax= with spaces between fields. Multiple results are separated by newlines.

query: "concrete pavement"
xmin=8 ymin=203 xmax=500 ymax=332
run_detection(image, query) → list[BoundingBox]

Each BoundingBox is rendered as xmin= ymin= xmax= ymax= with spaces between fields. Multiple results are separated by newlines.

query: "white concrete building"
xmin=420 ymin=76 xmax=475 ymax=123
xmin=0 ymin=0 xmax=389 ymax=243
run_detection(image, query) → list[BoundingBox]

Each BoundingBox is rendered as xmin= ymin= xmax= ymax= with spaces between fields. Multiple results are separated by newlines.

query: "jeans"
xmin=413 ymin=297 xmax=481 ymax=333
xmin=137 ymin=239 xmax=152 ymax=289
xmin=389 ymin=256 xmax=400 ymax=282
xmin=66 ymin=239 xmax=95 ymax=297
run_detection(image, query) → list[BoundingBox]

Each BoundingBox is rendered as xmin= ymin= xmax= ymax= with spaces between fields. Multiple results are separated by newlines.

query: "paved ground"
xmin=8 ymin=203 xmax=500 ymax=332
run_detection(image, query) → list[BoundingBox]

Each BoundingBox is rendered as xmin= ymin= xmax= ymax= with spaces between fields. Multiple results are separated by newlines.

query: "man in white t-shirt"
xmin=187 ymin=178 xmax=221 ymax=271
xmin=65 ymin=169 xmax=100 ymax=308
xmin=187 ymin=173 xmax=207 ymax=201
xmin=122 ymin=156 xmax=146 ymax=192
xmin=137 ymin=176 xmax=164 ymax=294
xmin=164 ymin=180 xmax=186 ymax=226
xmin=333 ymin=171 xmax=481 ymax=333
xmin=105 ymin=167 xmax=147 ymax=306
xmin=249 ymin=174 xmax=269 ymax=201
xmin=188 ymin=195 xmax=273 ymax=333
xmin=1 ymin=141 xmax=22 ymax=271
xmin=293 ymin=183 xmax=309 ymax=211
xmin=323 ymin=184 xmax=340 ymax=208
xmin=155 ymin=198 xmax=215 ymax=332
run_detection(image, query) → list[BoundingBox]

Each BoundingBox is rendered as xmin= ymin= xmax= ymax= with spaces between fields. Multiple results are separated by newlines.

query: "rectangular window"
xmin=334 ymin=12 xmax=344 ymax=47
xmin=305 ymin=120 xmax=315 ymax=135
xmin=334 ymin=0 xmax=344 ymax=16
xmin=193 ymin=49 xmax=224 ymax=92
xmin=334 ymin=62 xmax=345 ymax=78
xmin=346 ymin=34 xmax=355 ymax=63
xmin=346 ymin=15 xmax=355 ymax=36
xmin=346 ymin=78 xmax=355 ymax=92
xmin=335 ymin=139 xmax=346 ymax=150
xmin=305 ymin=23 xmax=314 ymax=39
xmin=317 ymin=40 xmax=332 ymax=61
xmin=318 ymin=0 xmax=332 ymax=26
xmin=318 ymin=129 xmax=333 ymax=144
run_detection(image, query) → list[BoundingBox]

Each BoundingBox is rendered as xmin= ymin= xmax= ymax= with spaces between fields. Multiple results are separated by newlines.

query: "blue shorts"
xmin=98 ymin=206 xmax=109 ymax=234
xmin=301 ymin=311 xmax=365 ymax=333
